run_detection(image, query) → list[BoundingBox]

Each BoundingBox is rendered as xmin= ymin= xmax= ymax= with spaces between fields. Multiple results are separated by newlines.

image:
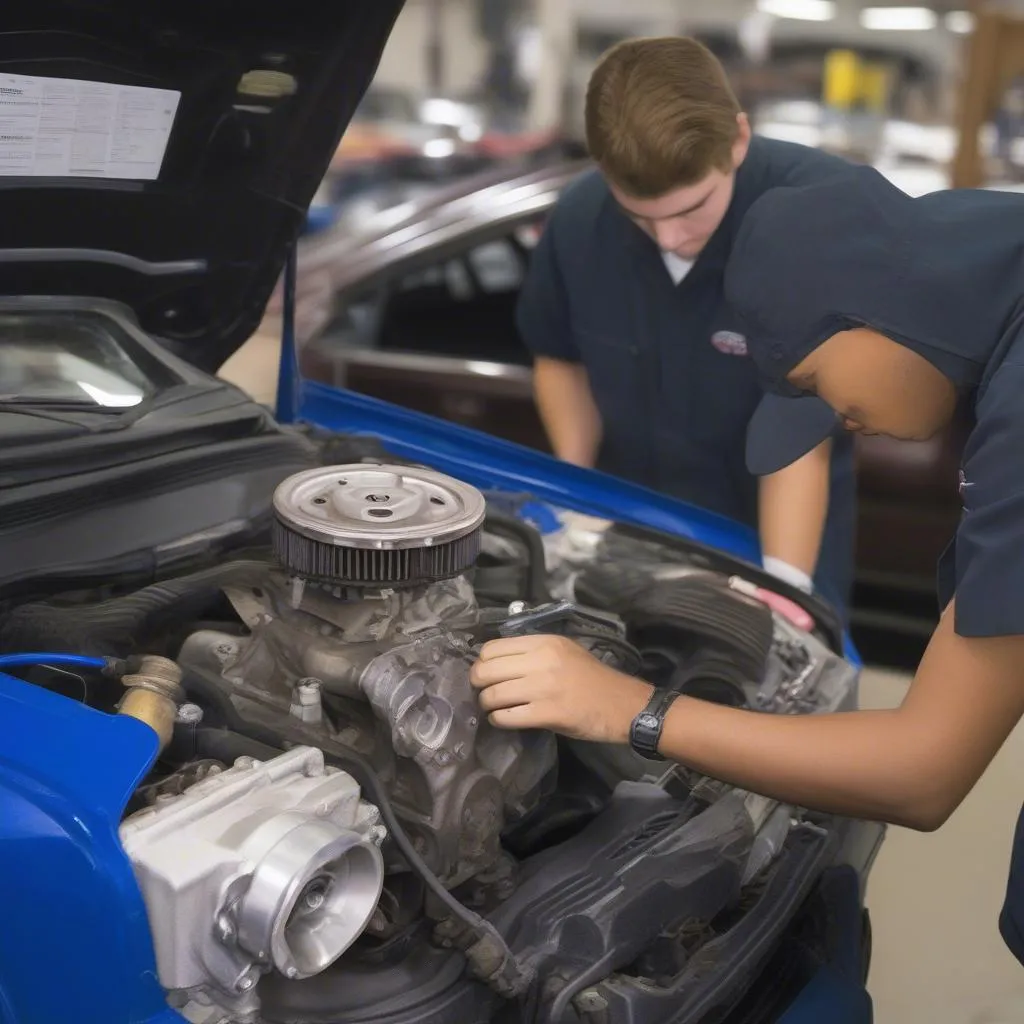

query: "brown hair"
xmin=585 ymin=36 xmax=742 ymax=198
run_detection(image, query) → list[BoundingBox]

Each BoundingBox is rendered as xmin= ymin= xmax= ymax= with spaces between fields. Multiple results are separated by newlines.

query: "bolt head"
xmin=575 ymin=989 xmax=608 ymax=1012
xmin=175 ymin=703 xmax=204 ymax=725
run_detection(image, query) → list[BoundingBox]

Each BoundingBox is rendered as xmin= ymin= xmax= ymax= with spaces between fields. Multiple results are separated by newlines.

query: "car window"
xmin=394 ymin=239 xmax=523 ymax=299
xmin=325 ymin=221 xmax=545 ymax=367
xmin=466 ymin=239 xmax=523 ymax=292
xmin=0 ymin=312 xmax=163 ymax=408
xmin=375 ymin=238 xmax=528 ymax=364
xmin=313 ymin=213 xmax=551 ymax=369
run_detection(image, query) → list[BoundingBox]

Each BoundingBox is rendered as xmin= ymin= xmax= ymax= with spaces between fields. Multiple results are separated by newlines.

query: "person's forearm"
xmin=657 ymin=698 xmax=945 ymax=830
xmin=533 ymin=356 xmax=602 ymax=467
xmin=758 ymin=438 xmax=832 ymax=579
xmin=474 ymin=603 xmax=1024 ymax=837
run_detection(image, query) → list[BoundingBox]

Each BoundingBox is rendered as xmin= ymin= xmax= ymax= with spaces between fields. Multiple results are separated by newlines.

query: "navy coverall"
xmin=720 ymin=163 xmax=1024 ymax=967
xmin=516 ymin=136 xmax=858 ymax=614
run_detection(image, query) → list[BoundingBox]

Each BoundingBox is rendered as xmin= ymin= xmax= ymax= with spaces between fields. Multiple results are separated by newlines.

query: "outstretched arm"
xmin=758 ymin=438 xmax=832 ymax=590
xmin=533 ymin=356 xmax=603 ymax=467
xmin=470 ymin=600 xmax=1024 ymax=831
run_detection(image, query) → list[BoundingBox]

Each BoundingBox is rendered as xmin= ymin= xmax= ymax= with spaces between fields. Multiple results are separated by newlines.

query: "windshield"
xmin=0 ymin=313 xmax=160 ymax=408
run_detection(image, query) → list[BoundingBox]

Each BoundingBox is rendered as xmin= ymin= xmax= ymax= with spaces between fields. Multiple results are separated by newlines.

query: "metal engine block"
xmin=178 ymin=465 xmax=557 ymax=889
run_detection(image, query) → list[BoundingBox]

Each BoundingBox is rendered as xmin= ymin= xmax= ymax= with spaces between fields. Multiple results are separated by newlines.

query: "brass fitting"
xmin=118 ymin=655 xmax=184 ymax=751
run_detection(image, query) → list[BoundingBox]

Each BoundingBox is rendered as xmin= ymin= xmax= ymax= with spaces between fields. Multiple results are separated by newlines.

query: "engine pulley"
xmin=272 ymin=464 xmax=486 ymax=588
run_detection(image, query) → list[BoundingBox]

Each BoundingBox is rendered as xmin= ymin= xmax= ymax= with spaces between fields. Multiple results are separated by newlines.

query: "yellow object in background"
xmin=859 ymin=63 xmax=890 ymax=113
xmin=823 ymin=49 xmax=861 ymax=110
xmin=823 ymin=49 xmax=891 ymax=114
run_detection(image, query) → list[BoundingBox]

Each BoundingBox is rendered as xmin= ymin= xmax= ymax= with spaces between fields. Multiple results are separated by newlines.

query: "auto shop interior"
xmin=4 ymin=3 xmax=1024 ymax=1024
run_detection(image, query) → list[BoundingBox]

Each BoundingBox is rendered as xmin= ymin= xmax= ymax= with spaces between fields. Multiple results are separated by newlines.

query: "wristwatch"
xmin=629 ymin=688 xmax=681 ymax=760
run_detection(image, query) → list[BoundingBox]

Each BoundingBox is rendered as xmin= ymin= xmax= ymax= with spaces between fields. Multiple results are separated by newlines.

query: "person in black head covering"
xmin=468 ymin=163 xmax=1024 ymax=966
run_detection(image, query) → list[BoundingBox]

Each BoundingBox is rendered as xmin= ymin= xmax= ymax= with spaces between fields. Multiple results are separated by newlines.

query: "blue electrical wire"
xmin=0 ymin=653 xmax=109 ymax=672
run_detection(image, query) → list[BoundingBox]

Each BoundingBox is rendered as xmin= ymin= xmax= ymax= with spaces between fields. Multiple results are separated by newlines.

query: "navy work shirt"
xmin=516 ymin=136 xmax=857 ymax=612
xmin=721 ymin=164 xmax=1024 ymax=967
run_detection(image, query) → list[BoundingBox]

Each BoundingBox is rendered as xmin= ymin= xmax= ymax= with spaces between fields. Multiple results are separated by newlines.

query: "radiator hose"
xmin=0 ymin=559 xmax=272 ymax=657
xmin=576 ymin=568 xmax=775 ymax=684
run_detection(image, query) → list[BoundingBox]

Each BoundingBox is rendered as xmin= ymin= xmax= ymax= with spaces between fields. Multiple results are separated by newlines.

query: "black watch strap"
xmin=629 ymin=688 xmax=681 ymax=760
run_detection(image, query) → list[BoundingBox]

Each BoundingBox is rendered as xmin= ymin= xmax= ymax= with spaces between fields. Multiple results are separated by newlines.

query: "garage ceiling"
xmin=571 ymin=0 xmax=986 ymax=67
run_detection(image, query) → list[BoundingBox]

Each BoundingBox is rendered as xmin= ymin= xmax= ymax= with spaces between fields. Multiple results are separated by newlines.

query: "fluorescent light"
xmin=945 ymin=10 xmax=975 ymax=34
xmin=420 ymin=97 xmax=476 ymax=128
xmin=423 ymin=137 xmax=457 ymax=159
xmin=860 ymin=6 xmax=937 ymax=31
xmin=756 ymin=0 xmax=835 ymax=20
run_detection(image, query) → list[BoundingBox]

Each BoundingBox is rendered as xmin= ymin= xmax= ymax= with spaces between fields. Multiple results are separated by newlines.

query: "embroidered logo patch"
xmin=711 ymin=330 xmax=748 ymax=356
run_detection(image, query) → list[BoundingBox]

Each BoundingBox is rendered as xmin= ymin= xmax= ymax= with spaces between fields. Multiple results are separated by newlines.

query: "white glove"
xmin=762 ymin=556 xmax=814 ymax=594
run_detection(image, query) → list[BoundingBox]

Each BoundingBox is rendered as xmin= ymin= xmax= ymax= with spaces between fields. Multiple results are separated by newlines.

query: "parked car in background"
xmin=284 ymin=160 xmax=970 ymax=656
xmin=304 ymin=87 xmax=586 ymax=240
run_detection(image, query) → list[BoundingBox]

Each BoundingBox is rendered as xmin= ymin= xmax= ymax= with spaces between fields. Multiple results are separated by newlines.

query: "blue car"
xmin=0 ymin=4 xmax=883 ymax=1023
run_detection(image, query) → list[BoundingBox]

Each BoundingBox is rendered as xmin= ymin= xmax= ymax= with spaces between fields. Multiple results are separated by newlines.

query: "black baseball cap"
xmin=745 ymin=391 xmax=839 ymax=476
xmin=725 ymin=165 xmax=906 ymax=476
xmin=726 ymin=163 xmax=1013 ymax=476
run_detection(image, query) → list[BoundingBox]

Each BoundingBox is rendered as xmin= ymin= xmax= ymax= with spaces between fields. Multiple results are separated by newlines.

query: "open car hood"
xmin=0 ymin=1 xmax=405 ymax=372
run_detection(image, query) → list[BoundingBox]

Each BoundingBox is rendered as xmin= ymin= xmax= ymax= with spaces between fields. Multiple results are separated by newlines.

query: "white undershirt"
xmin=662 ymin=251 xmax=695 ymax=285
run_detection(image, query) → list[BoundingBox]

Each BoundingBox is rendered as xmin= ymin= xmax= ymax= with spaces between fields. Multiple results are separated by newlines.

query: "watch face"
xmin=639 ymin=714 xmax=659 ymax=730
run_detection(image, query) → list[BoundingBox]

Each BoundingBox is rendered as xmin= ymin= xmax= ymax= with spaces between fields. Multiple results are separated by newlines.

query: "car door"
xmin=299 ymin=220 xmax=553 ymax=453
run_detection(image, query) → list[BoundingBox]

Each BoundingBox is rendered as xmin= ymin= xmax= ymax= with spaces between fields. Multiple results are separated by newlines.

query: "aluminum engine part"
xmin=355 ymin=629 xmax=556 ymax=886
xmin=272 ymin=464 xmax=486 ymax=588
xmin=120 ymin=746 xmax=385 ymax=1006
xmin=180 ymin=575 xmax=556 ymax=888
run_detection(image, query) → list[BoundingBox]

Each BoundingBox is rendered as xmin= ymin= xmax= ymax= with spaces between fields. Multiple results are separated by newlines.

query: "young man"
xmin=472 ymin=165 xmax=1024 ymax=964
xmin=517 ymin=36 xmax=857 ymax=609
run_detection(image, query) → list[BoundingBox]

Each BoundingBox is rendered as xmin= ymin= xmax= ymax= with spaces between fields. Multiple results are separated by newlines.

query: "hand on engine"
xmin=470 ymin=634 xmax=653 ymax=744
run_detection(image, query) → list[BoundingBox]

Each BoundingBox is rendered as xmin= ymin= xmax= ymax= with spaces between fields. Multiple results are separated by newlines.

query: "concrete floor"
xmin=860 ymin=669 xmax=1024 ymax=1024
xmin=221 ymin=331 xmax=1024 ymax=1022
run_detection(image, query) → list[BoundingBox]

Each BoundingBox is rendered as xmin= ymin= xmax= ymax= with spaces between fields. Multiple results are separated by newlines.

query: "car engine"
xmin=0 ymin=461 xmax=868 ymax=1024
xmin=178 ymin=465 xmax=558 ymax=897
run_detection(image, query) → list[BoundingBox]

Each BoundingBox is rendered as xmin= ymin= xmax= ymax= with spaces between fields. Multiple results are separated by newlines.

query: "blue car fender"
xmin=0 ymin=670 xmax=185 ymax=1024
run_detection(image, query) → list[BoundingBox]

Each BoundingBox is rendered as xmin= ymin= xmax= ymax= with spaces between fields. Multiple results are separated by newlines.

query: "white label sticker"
xmin=0 ymin=73 xmax=180 ymax=180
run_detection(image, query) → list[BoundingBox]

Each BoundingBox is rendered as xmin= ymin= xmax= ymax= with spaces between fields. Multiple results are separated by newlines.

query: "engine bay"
xmin=0 ymin=461 xmax=865 ymax=1024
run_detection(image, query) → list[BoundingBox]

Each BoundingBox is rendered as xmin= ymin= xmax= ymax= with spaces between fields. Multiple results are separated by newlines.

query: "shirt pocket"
xmin=572 ymin=325 xmax=645 ymax=433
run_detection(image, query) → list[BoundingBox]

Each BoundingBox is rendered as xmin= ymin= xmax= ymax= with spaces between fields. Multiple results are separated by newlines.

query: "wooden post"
xmin=951 ymin=6 xmax=1024 ymax=187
